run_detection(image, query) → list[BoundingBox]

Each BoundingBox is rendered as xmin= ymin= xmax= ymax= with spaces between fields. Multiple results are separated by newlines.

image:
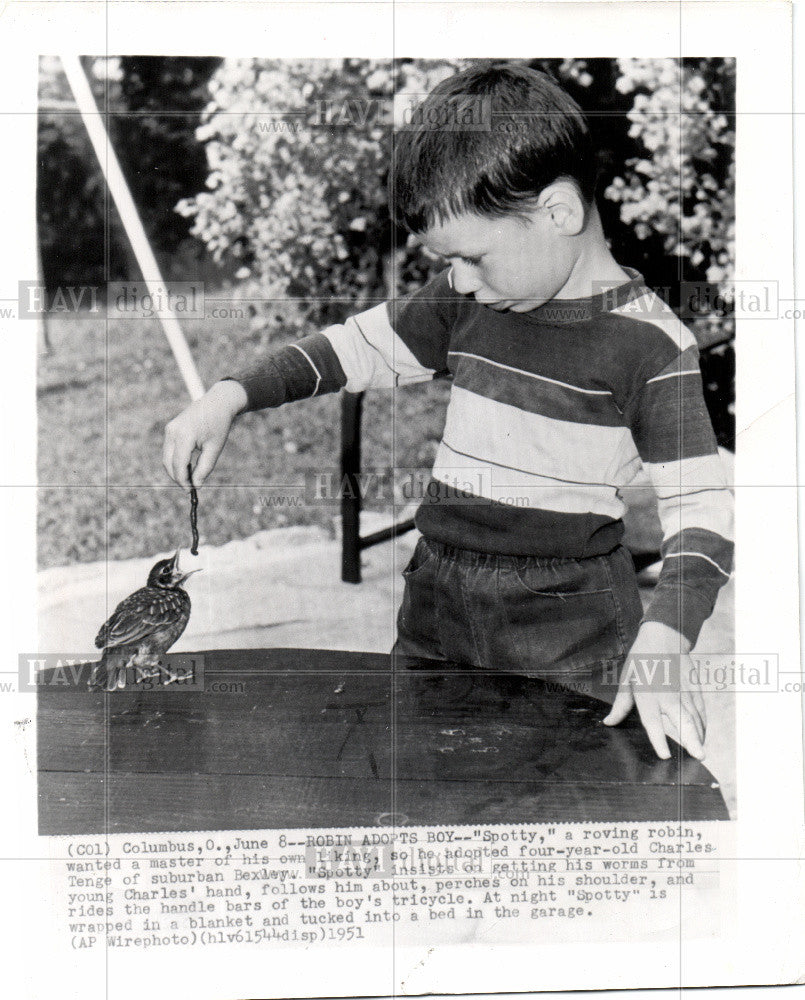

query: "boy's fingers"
xmin=691 ymin=686 xmax=707 ymax=729
xmin=684 ymin=691 xmax=706 ymax=744
xmin=678 ymin=688 xmax=705 ymax=744
xmin=602 ymin=686 xmax=634 ymax=726
xmin=654 ymin=698 xmax=705 ymax=760
xmin=191 ymin=440 xmax=222 ymax=487
xmin=162 ymin=436 xmax=175 ymax=484
xmin=660 ymin=712 xmax=681 ymax=747
xmin=165 ymin=448 xmax=189 ymax=489
xmin=634 ymin=696 xmax=671 ymax=759
xmin=163 ymin=425 xmax=188 ymax=489
xmin=666 ymin=706 xmax=705 ymax=760
xmin=176 ymin=447 xmax=193 ymax=489
xmin=167 ymin=438 xmax=193 ymax=489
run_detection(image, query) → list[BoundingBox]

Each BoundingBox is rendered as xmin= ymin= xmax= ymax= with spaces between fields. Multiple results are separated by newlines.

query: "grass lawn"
xmin=37 ymin=305 xmax=451 ymax=568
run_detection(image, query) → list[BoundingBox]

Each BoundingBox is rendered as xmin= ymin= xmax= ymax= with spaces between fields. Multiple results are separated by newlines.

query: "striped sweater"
xmin=228 ymin=267 xmax=733 ymax=646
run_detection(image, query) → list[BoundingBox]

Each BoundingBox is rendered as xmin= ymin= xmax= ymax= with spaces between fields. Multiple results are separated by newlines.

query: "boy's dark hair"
xmin=392 ymin=62 xmax=598 ymax=233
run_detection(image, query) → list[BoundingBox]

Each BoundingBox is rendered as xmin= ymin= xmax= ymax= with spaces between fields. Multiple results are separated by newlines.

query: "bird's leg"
xmin=159 ymin=657 xmax=196 ymax=685
xmin=159 ymin=664 xmax=184 ymax=685
xmin=132 ymin=652 xmax=163 ymax=683
xmin=131 ymin=652 xmax=189 ymax=686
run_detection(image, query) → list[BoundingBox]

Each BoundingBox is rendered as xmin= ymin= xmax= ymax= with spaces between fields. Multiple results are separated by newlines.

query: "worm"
xmin=187 ymin=463 xmax=199 ymax=556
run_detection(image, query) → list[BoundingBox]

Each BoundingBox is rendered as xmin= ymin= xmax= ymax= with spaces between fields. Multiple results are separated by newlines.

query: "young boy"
xmin=163 ymin=63 xmax=733 ymax=762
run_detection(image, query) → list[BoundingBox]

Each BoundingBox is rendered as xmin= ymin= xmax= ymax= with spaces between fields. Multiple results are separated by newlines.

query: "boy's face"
xmin=418 ymin=209 xmax=578 ymax=313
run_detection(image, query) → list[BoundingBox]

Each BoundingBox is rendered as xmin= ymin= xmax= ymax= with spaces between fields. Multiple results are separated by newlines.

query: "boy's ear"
xmin=538 ymin=180 xmax=586 ymax=236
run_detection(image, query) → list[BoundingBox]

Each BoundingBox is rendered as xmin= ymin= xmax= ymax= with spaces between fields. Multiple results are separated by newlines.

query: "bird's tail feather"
xmin=88 ymin=653 xmax=128 ymax=692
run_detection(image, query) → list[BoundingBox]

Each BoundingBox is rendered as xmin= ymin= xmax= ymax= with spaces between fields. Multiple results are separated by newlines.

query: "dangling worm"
xmin=187 ymin=463 xmax=199 ymax=556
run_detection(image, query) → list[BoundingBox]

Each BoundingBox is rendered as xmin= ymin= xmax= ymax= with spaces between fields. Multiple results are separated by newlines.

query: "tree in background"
xmin=604 ymin=59 xmax=735 ymax=337
xmin=37 ymin=55 xmax=221 ymax=289
xmin=602 ymin=58 xmax=735 ymax=446
xmin=178 ymin=59 xmax=465 ymax=332
xmin=112 ymin=56 xmax=223 ymax=276
xmin=37 ymin=56 xmax=124 ymax=288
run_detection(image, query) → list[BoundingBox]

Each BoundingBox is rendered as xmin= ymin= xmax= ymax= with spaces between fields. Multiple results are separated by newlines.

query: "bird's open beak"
xmin=169 ymin=549 xmax=201 ymax=585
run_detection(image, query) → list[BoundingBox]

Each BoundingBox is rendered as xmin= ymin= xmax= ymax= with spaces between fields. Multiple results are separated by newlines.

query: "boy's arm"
xmin=222 ymin=269 xmax=458 ymax=411
xmin=626 ymin=343 xmax=734 ymax=646
xmin=164 ymin=270 xmax=458 ymax=488
xmin=604 ymin=338 xmax=734 ymax=758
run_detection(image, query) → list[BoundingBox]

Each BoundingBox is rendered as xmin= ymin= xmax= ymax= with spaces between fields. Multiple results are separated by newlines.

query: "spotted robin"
xmin=88 ymin=549 xmax=200 ymax=691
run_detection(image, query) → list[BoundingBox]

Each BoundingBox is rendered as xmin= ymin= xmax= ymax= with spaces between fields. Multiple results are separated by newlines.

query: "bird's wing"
xmin=94 ymin=588 xmax=183 ymax=649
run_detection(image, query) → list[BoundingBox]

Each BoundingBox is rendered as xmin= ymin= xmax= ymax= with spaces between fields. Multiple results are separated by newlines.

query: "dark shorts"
xmin=393 ymin=537 xmax=643 ymax=686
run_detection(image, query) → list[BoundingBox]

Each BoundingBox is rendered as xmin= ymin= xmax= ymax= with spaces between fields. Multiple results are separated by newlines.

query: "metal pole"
xmin=340 ymin=391 xmax=364 ymax=583
xmin=60 ymin=55 xmax=205 ymax=401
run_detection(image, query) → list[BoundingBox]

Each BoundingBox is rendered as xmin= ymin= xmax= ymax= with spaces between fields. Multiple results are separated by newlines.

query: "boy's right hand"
xmin=162 ymin=380 xmax=248 ymax=489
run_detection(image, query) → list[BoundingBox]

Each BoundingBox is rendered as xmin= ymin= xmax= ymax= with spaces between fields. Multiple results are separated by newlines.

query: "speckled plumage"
xmin=88 ymin=551 xmax=197 ymax=691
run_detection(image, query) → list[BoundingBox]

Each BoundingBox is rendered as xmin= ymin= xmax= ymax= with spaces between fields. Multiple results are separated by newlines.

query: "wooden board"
xmin=37 ymin=648 xmax=729 ymax=834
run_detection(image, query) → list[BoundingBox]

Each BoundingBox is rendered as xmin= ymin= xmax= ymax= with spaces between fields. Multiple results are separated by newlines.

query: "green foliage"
xmin=604 ymin=58 xmax=736 ymax=445
xmin=177 ymin=59 xmax=465 ymax=328
xmin=37 ymin=56 xmax=221 ymax=289
xmin=113 ymin=57 xmax=223 ymax=261
xmin=37 ymin=56 xmax=127 ymax=287
xmin=604 ymin=58 xmax=735 ymax=347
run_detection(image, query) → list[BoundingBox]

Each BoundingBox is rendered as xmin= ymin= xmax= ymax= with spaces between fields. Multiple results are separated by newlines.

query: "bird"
xmin=88 ymin=549 xmax=200 ymax=691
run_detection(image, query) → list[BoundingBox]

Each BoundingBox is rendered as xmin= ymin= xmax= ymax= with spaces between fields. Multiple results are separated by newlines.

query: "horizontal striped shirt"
xmin=226 ymin=267 xmax=733 ymax=646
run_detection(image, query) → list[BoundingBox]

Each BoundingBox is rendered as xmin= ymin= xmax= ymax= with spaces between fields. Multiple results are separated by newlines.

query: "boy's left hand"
xmin=603 ymin=622 xmax=706 ymax=761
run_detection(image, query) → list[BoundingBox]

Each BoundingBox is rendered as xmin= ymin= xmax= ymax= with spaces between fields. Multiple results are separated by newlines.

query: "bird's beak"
xmin=169 ymin=549 xmax=200 ymax=585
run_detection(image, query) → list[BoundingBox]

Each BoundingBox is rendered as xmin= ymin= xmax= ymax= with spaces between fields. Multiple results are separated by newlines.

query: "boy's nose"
xmin=450 ymin=263 xmax=481 ymax=296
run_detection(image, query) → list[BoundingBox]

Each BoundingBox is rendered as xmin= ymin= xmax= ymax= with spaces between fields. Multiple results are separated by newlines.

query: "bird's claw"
xmin=133 ymin=662 xmax=186 ymax=686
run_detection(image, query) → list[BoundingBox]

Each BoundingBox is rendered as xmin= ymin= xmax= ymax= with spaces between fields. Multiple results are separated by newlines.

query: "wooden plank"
xmin=38 ymin=686 xmax=393 ymax=777
xmin=42 ymin=698 xmax=713 ymax=792
xmin=37 ymin=648 xmax=729 ymax=832
xmin=39 ymin=772 xmax=725 ymax=836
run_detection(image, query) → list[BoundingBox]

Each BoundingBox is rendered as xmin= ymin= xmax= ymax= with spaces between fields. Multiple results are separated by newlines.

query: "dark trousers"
xmin=393 ymin=536 xmax=643 ymax=697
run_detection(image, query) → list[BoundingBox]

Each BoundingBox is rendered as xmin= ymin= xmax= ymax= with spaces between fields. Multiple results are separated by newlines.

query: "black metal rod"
xmin=359 ymin=518 xmax=417 ymax=550
xmin=340 ymin=391 xmax=364 ymax=583
xmin=630 ymin=550 xmax=661 ymax=573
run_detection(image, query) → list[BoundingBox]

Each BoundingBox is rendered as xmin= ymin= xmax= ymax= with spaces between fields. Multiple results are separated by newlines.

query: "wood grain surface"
xmin=38 ymin=648 xmax=729 ymax=833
